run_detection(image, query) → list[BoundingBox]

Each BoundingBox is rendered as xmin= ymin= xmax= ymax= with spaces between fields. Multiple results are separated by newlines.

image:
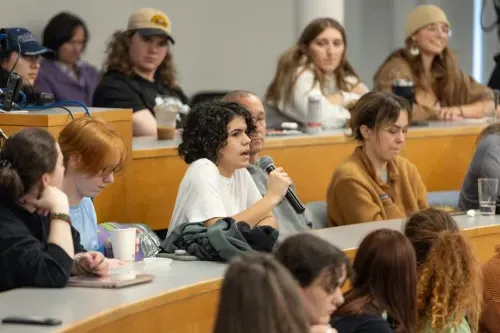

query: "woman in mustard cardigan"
xmin=326 ymin=92 xmax=428 ymax=227
xmin=373 ymin=5 xmax=493 ymax=121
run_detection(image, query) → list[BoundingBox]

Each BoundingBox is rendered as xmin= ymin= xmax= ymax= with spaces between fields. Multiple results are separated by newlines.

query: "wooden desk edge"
xmin=0 ymin=109 xmax=132 ymax=127
xmin=60 ymin=223 xmax=500 ymax=333
xmin=61 ymin=278 xmax=222 ymax=333
xmin=462 ymin=223 xmax=500 ymax=236
xmin=131 ymin=124 xmax=486 ymax=159
xmin=132 ymin=147 xmax=179 ymax=159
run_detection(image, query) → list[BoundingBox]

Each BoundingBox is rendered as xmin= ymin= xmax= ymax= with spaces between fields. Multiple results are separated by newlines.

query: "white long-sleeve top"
xmin=278 ymin=67 xmax=366 ymax=129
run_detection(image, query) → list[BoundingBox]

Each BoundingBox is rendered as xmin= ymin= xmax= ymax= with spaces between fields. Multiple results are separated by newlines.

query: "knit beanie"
xmin=405 ymin=5 xmax=450 ymax=38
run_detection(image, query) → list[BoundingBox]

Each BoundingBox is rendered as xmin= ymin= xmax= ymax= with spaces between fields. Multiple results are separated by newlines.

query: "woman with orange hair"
xmin=265 ymin=18 xmax=367 ymax=129
xmin=373 ymin=5 xmax=493 ymax=121
xmin=58 ymin=117 xmax=127 ymax=252
xmin=404 ymin=208 xmax=482 ymax=332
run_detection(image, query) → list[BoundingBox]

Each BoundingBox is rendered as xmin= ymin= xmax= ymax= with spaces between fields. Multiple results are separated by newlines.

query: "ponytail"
xmin=0 ymin=128 xmax=58 ymax=203
xmin=0 ymin=165 xmax=24 ymax=202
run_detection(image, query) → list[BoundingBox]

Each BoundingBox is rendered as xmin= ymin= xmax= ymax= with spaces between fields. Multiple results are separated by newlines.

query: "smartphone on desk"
xmin=2 ymin=316 xmax=62 ymax=326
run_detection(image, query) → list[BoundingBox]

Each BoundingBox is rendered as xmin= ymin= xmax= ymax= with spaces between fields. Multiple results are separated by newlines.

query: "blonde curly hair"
xmin=102 ymin=30 xmax=178 ymax=88
xmin=405 ymin=209 xmax=483 ymax=333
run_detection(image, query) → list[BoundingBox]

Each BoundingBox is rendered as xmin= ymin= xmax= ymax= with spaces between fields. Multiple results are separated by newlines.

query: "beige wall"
xmin=0 ymin=0 xmax=296 ymax=98
xmin=1 ymin=0 xmax=497 ymax=100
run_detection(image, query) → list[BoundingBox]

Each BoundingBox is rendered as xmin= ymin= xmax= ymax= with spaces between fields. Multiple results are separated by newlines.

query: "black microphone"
xmin=258 ymin=156 xmax=306 ymax=214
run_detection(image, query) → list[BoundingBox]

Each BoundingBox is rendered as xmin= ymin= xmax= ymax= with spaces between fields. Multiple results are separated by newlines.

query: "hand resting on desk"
xmin=75 ymin=252 xmax=111 ymax=277
xmin=438 ymin=106 xmax=464 ymax=121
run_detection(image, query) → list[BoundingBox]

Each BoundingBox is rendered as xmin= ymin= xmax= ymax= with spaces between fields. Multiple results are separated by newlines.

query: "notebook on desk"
xmin=68 ymin=273 xmax=154 ymax=289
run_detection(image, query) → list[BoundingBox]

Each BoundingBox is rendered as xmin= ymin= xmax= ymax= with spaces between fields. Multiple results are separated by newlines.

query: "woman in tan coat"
xmin=373 ymin=5 xmax=493 ymax=122
xmin=326 ymin=92 xmax=428 ymax=227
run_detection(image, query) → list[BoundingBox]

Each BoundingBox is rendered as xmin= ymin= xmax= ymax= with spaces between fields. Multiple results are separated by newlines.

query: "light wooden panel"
xmin=264 ymin=141 xmax=357 ymax=205
xmin=63 ymin=279 xmax=221 ymax=333
xmin=125 ymin=155 xmax=187 ymax=230
xmin=62 ymin=224 xmax=500 ymax=333
xmin=402 ymin=134 xmax=478 ymax=192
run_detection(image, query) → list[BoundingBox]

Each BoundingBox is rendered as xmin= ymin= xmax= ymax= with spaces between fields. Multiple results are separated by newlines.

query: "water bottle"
xmin=306 ymin=95 xmax=322 ymax=134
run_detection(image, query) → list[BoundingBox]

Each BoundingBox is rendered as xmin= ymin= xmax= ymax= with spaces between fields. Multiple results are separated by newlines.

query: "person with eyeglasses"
xmin=373 ymin=5 xmax=494 ymax=121
xmin=58 ymin=117 xmax=127 ymax=253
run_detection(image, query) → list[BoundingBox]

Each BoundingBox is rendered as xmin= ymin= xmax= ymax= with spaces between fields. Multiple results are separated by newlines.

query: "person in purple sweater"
xmin=36 ymin=12 xmax=99 ymax=106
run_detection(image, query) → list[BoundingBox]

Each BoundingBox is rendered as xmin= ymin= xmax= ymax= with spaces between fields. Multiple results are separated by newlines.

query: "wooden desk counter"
xmin=0 ymin=214 xmax=498 ymax=333
xmin=129 ymin=120 xmax=488 ymax=231
xmin=0 ymin=107 xmax=133 ymax=223
xmin=128 ymin=138 xmax=185 ymax=229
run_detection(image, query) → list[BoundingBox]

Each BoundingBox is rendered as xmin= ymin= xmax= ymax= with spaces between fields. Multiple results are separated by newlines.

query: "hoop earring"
xmin=409 ymin=44 xmax=420 ymax=57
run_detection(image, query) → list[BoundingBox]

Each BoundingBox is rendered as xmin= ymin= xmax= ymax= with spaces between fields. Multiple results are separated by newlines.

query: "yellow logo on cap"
xmin=151 ymin=15 xmax=169 ymax=28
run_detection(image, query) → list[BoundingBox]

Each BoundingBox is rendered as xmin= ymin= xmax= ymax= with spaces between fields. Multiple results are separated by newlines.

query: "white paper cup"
xmin=110 ymin=228 xmax=136 ymax=261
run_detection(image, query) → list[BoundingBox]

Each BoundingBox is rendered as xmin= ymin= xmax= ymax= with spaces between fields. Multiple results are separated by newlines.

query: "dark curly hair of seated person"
xmin=177 ymin=99 xmax=256 ymax=164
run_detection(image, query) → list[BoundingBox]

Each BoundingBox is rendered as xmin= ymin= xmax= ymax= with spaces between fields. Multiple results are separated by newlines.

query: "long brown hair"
xmin=404 ymin=208 xmax=482 ymax=332
xmin=275 ymin=233 xmax=352 ymax=292
xmin=213 ymin=253 xmax=310 ymax=333
xmin=336 ymin=229 xmax=417 ymax=333
xmin=102 ymin=30 xmax=178 ymax=88
xmin=265 ymin=18 xmax=359 ymax=107
xmin=374 ymin=37 xmax=489 ymax=107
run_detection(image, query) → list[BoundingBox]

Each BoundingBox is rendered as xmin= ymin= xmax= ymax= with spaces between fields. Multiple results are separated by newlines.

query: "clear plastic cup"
xmin=478 ymin=178 xmax=498 ymax=216
xmin=155 ymin=105 xmax=178 ymax=140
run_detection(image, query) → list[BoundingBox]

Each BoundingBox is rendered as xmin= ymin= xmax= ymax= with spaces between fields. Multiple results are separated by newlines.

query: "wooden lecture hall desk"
xmin=130 ymin=119 xmax=490 ymax=231
xmin=1 ymin=215 xmax=498 ymax=333
xmin=0 ymin=107 xmax=133 ymax=223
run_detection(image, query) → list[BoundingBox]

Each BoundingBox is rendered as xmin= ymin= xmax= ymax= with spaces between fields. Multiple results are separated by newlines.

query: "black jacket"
xmin=488 ymin=54 xmax=500 ymax=91
xmin=0 ymin=201 xmax=85 ymax=292
xmin=332 ymin=314 xmax=393 ymax=333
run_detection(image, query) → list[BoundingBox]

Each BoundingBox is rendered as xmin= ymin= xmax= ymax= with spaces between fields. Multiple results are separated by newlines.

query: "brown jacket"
xmin=373 ymin=49 xmax=492 ymax=121
xmin=326 ymin=146 xmax=428 ymax=227
xmin=479 ymin=245 xmax=500 ymax=333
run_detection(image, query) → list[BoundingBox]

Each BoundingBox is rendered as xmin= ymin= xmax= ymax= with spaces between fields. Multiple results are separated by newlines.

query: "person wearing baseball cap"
xmin=0 ymin=27 xmax=54 ymax=91
xmin=373 ymin=4 xmax=494 ymax=122
xmin=93 ymin=8 xmax=189 ymax=137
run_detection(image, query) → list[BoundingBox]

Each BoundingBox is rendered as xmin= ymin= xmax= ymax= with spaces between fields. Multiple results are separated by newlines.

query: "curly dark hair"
xmin=178 ymin=100 xmax=255 ymax=164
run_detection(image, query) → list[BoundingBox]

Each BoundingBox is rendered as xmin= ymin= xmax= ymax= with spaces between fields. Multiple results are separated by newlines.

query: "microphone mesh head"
xmin=258 ymin=156 xmax=274 ymax=171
